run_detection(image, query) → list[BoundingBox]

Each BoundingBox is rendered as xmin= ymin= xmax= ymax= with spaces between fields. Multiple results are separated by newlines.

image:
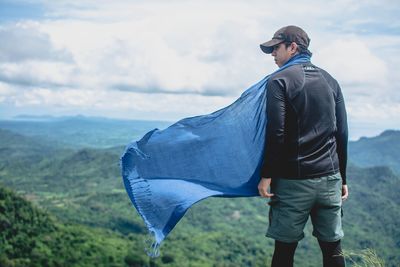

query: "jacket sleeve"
xmin=261 ymin=79 xmax=286 ymax=178
xmin=335 ymin=84 xmax=348 ymax=184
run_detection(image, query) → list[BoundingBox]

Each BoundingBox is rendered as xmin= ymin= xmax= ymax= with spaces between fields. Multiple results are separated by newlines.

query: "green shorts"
xmin=266 ymin=173 xmax=344 ymax=243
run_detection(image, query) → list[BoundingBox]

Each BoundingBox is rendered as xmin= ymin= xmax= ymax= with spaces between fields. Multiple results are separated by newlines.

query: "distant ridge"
xmin=349 ymin=129 xmax=400 ymax=173
xmin=354 ymin=129 xmax=400 ymax=141
xmin=12 ymin=114 xmax=171 ymax=124
xmin=0 ymin=116 xmax=172 ymax=148
xmin=13 ymin=114 xmax=59 ymax=121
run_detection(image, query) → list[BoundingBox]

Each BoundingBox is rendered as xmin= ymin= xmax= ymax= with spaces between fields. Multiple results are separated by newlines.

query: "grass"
xmin=343 ymin=248 xmax=385 ymax=267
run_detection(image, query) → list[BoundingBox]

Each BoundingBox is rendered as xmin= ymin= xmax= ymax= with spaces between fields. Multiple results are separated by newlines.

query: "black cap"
xmin=260 ymin=25 xmax=310 ymax=54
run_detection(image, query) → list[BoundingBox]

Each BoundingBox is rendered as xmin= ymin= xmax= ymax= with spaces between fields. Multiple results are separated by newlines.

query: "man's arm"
xmin=335 ymin=84 xmax=348 ymax=185
xmin=259 ymin=80 xmax=286 ymax=197
xmin=335 ymin=83 xmax=349 ymax=200
xmin=261 ymin=79 xmax=286 ymax=178
xmin=258 ymin=177 xmax=274 ymax=198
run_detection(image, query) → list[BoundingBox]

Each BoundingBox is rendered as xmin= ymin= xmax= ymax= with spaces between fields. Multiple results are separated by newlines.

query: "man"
xmin=257 ymin=26 xmax=349 ymax=267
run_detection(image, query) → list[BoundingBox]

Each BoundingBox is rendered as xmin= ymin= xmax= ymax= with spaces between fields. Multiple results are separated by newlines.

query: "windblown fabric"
xmin=121 ymin=54 xmax=311 ymax=255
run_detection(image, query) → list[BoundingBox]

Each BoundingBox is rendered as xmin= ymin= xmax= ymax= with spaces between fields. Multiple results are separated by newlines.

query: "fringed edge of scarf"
xmin=120 ymin=139 xmax=162 ymax=258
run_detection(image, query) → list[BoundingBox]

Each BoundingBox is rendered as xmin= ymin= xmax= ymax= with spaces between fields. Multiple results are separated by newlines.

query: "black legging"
xmin=318 ymin=239 xmax=346 ymax=267
xmin=271 ymin=240 xmax=298 ymax=267
xmin=271 ymin=240 xmax=345 ymax=267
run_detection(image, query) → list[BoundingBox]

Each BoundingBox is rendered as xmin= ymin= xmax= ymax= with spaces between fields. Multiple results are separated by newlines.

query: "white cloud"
xmin=16 ymin=88 xmax=98 ymax=107
xmin=1 ymin=0 xmax=399 ymax=138
xmin=0 ymin=22 xmax=72 ymax=62
xmin=0 ymin=22 xmax=76 ymax=88
xmin=38 ymin=6 xmax=268 ymax=95
xmin=348 ymin=101 xmax=400 ymax=121
xmin=5 ymin=0 xmax=396 ymax=96
xmin=13 ymin=87 xmax=235 ymax=121
xmin=0 ymin=82 xmax=16 ymax=103
xmin=314 ymin=38 xmax=389 ymax=88
xmin=0 ymin=61 xmax=77 ymax=88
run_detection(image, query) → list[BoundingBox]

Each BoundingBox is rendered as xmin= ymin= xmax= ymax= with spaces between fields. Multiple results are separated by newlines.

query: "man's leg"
xmin=266 ymin=178 xmax=316 ymax=267
xmin=318 ymin=239 xmax=345 ymax=267
xmin=311 ymin=173 xmax=345 ymax=267
xmin=271 ymin=240 xmax=298 ymax=267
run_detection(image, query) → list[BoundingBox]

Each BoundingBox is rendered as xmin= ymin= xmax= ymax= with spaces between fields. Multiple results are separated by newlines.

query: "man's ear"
xmin=290 ymin=42 xmax=298 ymax=55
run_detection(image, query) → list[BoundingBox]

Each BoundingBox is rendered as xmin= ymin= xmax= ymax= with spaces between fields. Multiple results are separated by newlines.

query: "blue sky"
xmin=0 ymin=1 xmax=44 ymax=22
xmin=0 ymin=0 xmax=399 ymax=140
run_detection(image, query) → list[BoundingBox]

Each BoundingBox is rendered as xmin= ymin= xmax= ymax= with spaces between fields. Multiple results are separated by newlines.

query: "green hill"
xmin=0 ymin=123 xmax=399 ymax=266
xmin=0 ymin=185 xmax=152 ymax=267
xmin=0 ymin=128 xmax=61 ymax=160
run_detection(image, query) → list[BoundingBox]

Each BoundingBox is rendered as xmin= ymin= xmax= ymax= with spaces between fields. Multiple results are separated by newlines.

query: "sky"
xmin=0 ymin=0 xmax=399 ymax=140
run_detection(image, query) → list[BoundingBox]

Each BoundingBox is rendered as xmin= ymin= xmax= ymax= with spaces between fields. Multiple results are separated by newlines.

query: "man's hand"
xmin=341 ymin=184 xmax=349 ymax=201
xmin=258 ymin=177 xmax=274 ymax=198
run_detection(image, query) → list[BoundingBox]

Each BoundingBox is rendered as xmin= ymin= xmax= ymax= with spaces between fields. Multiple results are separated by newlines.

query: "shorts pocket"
xmin=268 ymin=196 xmax=280 ymax=227
xmin=327 ymin=174 xmax=342 ymax=203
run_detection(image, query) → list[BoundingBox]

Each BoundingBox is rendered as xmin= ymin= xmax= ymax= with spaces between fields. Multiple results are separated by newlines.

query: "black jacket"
xmin=261 ymin=62 xmax=348 ymax=184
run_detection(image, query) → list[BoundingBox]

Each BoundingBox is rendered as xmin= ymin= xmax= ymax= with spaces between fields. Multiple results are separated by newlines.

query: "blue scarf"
xmin=121 ymin=53 xmax=311 ymax=256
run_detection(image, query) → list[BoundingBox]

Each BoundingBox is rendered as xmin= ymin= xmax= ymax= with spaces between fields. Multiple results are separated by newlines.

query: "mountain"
xmin=0 ymin=128 xmax=61 ymax=156
xmin=349 ymin=130 xmax=400 ymax=173
xmin=0 ymin=128 xmax=399 ymax=266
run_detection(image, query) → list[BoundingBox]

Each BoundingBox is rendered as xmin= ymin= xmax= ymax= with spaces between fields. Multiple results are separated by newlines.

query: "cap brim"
xmin=260 ymin=39 xmax=283 ymax=54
